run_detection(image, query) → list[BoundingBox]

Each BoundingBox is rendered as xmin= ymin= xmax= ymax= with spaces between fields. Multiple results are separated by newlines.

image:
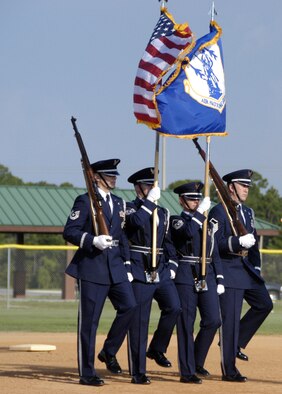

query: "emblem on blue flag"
xmin=155 ymin=21 xmax=227 ymax=138
xmin=183 ymin=42 xmax=225 ymax=113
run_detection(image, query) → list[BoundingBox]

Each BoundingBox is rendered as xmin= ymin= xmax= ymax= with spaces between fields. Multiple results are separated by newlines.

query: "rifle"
xmin=192 ymin=138 xmax=248 ymax=237
xmin=71 ymin=117 xmax=109 ymax=236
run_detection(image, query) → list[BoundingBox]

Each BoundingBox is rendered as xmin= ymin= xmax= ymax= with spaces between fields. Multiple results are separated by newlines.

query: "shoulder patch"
xmin=70 ymin=210 xmax=80 ymax=220
xmin=172 ymin=218 xmax=184 ymax=230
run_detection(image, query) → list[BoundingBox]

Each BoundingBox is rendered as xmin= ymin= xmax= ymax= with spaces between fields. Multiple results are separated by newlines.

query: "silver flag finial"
xmin=209 ymin=1 xmax=218 ymax=21
xmin=159 ymin=0 xmax=168 ymax=8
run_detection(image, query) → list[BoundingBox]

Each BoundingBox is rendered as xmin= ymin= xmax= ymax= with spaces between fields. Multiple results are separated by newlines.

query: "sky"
xmin=1 ymin=0 xmax=282 ymax=194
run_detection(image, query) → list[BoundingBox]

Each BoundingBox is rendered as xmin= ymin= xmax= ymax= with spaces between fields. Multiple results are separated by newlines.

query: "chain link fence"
xmin=0 ymin=245 xmax=77 ymax=308
xmin=0 ymin=245 xmax=281 ymax=308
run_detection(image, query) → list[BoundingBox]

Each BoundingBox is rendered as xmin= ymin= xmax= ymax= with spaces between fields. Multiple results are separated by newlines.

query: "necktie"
xmin=106 ymin=194 xmax=112 ymax=217
xmin=239 ymin=205 xmax=246 ymax=224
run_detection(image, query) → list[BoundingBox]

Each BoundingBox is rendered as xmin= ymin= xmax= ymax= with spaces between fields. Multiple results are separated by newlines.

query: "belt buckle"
xmin=194 ymin=279 xmax=208 ymax=292
xmin=145 ymin=271 xmax=160 ymax=283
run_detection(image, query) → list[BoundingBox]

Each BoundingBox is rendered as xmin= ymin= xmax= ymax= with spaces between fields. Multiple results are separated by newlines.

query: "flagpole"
xmin=150 ymin=0 xmax=168 ymax=281
xmin=151 ymin=132 xmax=160 ymax=281
xmin=162 ymin=136 xmax=166 ymax=190
xmin=200 ymin=136 xmax=210 ymax=288
xmin=199 ymin=2 xmax=217 ymax=288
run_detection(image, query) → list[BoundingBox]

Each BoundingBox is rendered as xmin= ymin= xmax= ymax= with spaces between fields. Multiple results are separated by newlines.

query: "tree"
xmin=0 ymin=164 xmax=24 ymax=185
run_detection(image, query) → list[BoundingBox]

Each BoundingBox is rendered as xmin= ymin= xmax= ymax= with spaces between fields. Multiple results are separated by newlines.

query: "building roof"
xmin=0 ymin=185 xmax=280 ymax=236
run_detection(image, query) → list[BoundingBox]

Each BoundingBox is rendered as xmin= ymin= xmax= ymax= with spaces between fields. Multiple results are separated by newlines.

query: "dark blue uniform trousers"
xmin=176 ymin=284 xmax=221 ymax=377
xmin=127 ymin=279 xmax=181 ymax=377
xmin=219 ymin=288 xmax=244 ymax=376
xmin=239 ymin=283 xmax=273 ymax=349
xmin=78 ymin=279 xmax=137 ymax=378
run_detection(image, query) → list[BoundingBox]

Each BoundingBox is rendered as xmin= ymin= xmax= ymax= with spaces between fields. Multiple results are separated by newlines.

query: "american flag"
xmin=133 ymin=8 xmax=194 ymax=128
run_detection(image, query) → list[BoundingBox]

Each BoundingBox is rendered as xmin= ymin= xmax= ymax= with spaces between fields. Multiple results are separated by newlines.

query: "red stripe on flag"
xmin=161 ymin=36 xmax=190 ymax=51
xmin=134 ymin=112 xmax=159 ymax=125
xmin=134 ymin=76 xmax=154 ymax=91
xmin=133 ymin=94 xmax=155 ymax=109
xmin=138 ymin=59 xmax=162 ymax=79
xmin=146 ymin=44 xmax=176 ymax=65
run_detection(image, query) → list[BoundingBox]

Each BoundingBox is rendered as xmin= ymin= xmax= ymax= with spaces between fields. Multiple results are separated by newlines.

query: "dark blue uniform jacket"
xmin=170 ymin=210 xmax=224 ymax=287
xmin=64 ymin=193 xmax=129 ymax=285
xmin=125 ymin=197 xmax=178 ymax=282
xmin=208 ymin=203 xmax=264 ymax=289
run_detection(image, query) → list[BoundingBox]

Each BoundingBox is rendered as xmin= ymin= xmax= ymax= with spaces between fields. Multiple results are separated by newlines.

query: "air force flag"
xmin=155 ymin=21 xmax=227 ymax=138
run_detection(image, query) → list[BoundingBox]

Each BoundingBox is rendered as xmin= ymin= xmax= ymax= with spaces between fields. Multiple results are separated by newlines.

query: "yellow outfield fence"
xmin=0 ymin=245 xmax=281 ymax=307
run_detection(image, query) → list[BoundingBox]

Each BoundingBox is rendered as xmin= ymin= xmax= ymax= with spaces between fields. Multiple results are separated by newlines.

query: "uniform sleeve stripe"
xmin=141 ymin=205 xmax=153 ymax=215
xmin=169 ymin=259 xmax=178 ymax=267
xmin=192 ymin=217 xmax=202 ymax=226
xmin=80 ymin=232 xmax=87 ymax=248
xmin=228 ymin=236 xmax=234 ymax=252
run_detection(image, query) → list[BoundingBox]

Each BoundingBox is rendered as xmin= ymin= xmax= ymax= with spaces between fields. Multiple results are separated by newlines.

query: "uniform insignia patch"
xmin=70 ymin=210 xmax=80 ymax=220
xmin=172 ymin=219 xmax=184 ymax=229
xmin=126 ymin=207 xmax=136 ymax=215
xmin=210 ymin=218 xmax=218 ymax=233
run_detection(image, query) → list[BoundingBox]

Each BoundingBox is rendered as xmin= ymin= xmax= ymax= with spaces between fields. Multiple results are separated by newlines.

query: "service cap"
xmin=90 ymin=159 xmax=120 ymax=176
xmin=222 ymin=169 xmax=253 ymax=186
xmin=173 ymin=182 xmax=204 ymax=200
xmin=127 ymin=167 xmax=155 ymax=185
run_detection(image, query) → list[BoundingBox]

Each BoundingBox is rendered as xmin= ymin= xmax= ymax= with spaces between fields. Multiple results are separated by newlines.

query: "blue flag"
xmin=155 ymin=21 xmax=227 ymax=138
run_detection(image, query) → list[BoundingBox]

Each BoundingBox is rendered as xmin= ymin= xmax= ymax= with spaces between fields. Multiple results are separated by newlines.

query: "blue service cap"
xmin=173 ymin=182 xmax=204 ymax=199
xmin=127 ymin=167 xmax=156 ymax=185
xmin=90 ymin=159 xmax=120 ymax=176
xmin=222 ymin=169 xmax=253 ymax=186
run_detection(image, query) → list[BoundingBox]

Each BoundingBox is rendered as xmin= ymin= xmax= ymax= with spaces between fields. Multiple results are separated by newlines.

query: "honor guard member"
xmin=63 ymin=159 xmax=137 ymax=386
xmin=170 ymin=182 xmax=224 ymax=384
xmin=208 ymin=169 xmax=273 ymax=382
xmin=125 ymin=167 xmax=181 ymax=384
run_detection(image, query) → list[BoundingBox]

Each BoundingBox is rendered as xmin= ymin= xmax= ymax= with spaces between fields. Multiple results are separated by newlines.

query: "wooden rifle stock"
xmin=71 ymin=117 xmax=109 ymax=236
xmin=192 ymin=138 xmax=248 ymax=236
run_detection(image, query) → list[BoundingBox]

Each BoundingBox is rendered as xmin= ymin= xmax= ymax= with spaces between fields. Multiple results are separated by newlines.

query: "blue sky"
xmin=1 ymin=0 xmax=281 ymax=194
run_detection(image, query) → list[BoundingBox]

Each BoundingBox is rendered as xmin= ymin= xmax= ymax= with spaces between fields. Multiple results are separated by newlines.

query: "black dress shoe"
xmin=196 ymin=365 xmax=210 ymax=376
xmin=180 ymin=375 xmax=202 ymax=384
xmin=131 ymin=374 xmax=151 ymax=384
xmin=98 ymin=349 xmax=122 ymax=374
xmin=146 ymin=348 xmax=171 ymax=367
xmin=222 ymin=372 xmax=247 ymax=382
xmin=79 ymin=376 xmax=104 ymax=386
xmin=236 ymin=348 xmax=249 ymax=361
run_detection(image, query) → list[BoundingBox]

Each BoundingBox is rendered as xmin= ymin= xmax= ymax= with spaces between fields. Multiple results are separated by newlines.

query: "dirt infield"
xmin=1 ymin=333 xmax=281 ymax=394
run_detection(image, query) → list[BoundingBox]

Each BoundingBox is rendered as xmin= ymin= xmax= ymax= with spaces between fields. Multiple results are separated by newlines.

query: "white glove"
xmin=217 ymin=284 xmax=225 ymax=295
xmin=197 ymin=197 xmax=211 ymax=214
xmin=170 ymin=269 xmax=176 ymax=279
xmin=239 ymin=233 xmax=256 ymax=249
xmin=93 ymin=235 xmax=112 ymax=250
xmin=147 ymin=186 xmax=161 ymax=202
xmin=127 ymin=272 xmax=134 ymax=282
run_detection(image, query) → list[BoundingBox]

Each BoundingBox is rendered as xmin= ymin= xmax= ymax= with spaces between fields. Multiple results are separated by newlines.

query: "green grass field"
xmin=0 ymin=299 xmax=281 ymax=334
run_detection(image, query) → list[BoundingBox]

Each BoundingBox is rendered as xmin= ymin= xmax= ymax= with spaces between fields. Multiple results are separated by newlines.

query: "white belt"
xmin=130 ymin=245 xmax=163 ymax=255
